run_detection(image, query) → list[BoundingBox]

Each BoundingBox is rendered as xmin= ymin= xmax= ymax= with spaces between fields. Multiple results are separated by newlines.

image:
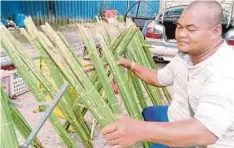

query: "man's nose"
xmin=176 ymin=28 xmax=187 ymax=38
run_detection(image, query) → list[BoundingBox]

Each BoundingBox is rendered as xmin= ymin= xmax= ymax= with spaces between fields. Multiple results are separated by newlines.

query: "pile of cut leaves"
xmin=0 ymin=17 xmax=171 ymax=148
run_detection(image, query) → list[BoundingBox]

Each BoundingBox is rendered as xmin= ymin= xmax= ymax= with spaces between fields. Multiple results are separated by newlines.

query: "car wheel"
xmin=153 ymin=56 xmax=164 ymax=63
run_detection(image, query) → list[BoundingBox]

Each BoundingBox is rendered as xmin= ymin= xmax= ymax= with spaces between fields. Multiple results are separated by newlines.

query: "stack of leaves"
xmin=0 ymin=17 xmax=171 ymax=148
xmin=1 ymin=21 xmax=91 ymax=148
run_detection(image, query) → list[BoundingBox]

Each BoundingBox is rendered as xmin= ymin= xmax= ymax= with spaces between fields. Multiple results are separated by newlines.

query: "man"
xmin=6 ymin=16 xmax=16 ymax=28
xmin=101 ymin=1 xmax=234 ymax=148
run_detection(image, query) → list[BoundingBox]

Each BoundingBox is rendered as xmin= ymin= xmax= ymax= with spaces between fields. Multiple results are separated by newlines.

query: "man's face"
xmin=175 ymin=9 xmax=215 ymax=55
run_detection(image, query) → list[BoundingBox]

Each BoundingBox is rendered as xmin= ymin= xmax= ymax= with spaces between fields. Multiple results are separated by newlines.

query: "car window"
xmin=128 ymin=1 xmax=158 ymax=18
xmin=158 ymin=6 xmax=231 ymax=24
xmin=164 ymin=7 xmax=184 ymax=17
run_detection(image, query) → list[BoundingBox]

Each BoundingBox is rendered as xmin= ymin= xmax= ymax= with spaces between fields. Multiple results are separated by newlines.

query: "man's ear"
xmin=213 ymin=24 xmax=222 ymax=37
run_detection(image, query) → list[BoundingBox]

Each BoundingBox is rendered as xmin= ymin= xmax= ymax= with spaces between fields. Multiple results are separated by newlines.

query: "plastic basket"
xmin=10 ymin=70 xmax=29 ymax=97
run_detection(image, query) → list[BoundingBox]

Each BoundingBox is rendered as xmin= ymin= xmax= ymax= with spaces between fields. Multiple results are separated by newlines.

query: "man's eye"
xmin=187 ymin=28 xmax=197 ymax=32
xmin=176 ymin=25 xmax=183 ymax=29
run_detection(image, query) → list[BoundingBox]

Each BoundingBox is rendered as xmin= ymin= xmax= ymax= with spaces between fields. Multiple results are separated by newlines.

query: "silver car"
xmin=143 ymin=4 xmax=234 ymax=62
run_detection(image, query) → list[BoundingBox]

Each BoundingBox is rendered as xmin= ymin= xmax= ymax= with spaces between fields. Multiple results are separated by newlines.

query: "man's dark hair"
xmin=7 ymin=16 xmax=13 ymax=21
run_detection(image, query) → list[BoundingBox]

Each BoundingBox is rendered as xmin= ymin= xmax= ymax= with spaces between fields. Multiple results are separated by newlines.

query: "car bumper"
xmin=146 ymin=38 xmax=178 ymax=61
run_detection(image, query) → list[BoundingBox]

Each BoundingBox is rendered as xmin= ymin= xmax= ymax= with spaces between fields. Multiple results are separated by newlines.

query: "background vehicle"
xmin=124 ymin=1 xmax=158 ymax=30
xmin=143 ymin=2 xmax=234 ymax=62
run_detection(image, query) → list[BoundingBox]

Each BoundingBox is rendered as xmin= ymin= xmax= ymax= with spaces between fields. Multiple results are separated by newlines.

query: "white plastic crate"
xmin=10 ymin=70 xmax=30 ymax=97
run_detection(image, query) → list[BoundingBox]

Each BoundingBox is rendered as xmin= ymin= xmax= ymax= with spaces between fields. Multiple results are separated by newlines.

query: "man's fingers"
xmin=116 ymin=56 xmax=122 ymax=63
xmin=115 ymin=114 xmax=125 ymax=120
xmin=106 ymin=138 xmax=120 ymax=146
xmin=104 ymin=130 xmax=121 ymax=141
xmin=116 ymin=57 xmax=127 ymax=66
xmin=116 ymin=59 xmax=121 ymax=65
xmin=112 ymin=145 xmax=123 ymax=148
xmin=101 ymin=123 xmax=117 ymax=135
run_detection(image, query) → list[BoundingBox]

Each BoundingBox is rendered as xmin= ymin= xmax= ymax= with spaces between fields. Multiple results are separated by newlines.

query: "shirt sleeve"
xmin=194 ymin=75 xmax=234 ymax=138
xmin=157 ymin=55 xmax=180 ymax=86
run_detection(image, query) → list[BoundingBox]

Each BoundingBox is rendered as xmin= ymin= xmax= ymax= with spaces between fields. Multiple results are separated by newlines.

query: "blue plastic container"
xmin=15 ymin=13 xmax=26 ymax=27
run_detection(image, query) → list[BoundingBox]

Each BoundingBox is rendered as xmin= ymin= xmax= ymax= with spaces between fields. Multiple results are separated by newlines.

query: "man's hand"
xmin=101 ymin=115 xmax=143 ymax=148
xmin=117 ymin=57 xmax=163 ymax=87
xmin=116 ymin=57 xmax=134 ymax=69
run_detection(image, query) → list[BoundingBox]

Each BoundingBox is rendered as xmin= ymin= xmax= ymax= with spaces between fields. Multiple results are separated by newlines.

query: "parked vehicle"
xmin=143 ymin=3 xmax=234 ymax=62
xmin=124 ymin=1 xmax=158 ymax=30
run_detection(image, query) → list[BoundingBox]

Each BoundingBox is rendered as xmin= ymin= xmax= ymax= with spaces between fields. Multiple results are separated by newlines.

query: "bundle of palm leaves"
xmin=0 ymin=17 xmax=171 ymax=148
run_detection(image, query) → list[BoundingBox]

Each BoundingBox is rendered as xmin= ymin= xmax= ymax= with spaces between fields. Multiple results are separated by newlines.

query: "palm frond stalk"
xmin=1 ymin=87 xmax=19 ymax=148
